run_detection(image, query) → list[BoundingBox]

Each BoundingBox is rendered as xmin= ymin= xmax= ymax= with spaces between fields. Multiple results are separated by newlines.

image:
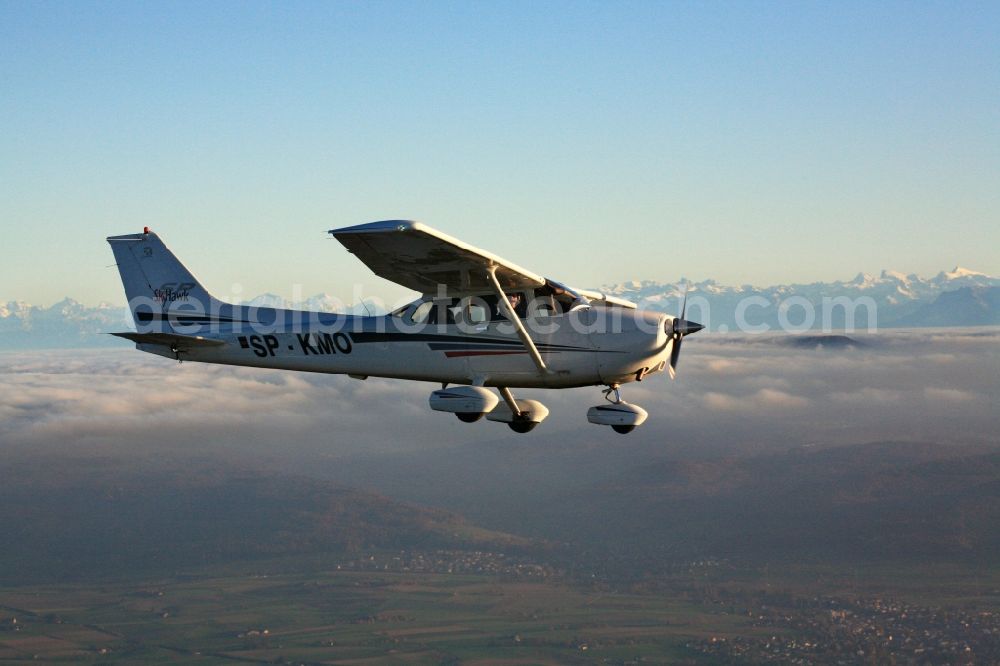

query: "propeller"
xmin=666 ymin=283 xmax=704 ymax=379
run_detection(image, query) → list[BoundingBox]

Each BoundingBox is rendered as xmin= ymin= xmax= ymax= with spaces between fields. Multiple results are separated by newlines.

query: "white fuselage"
xmin=142 ymin=303 xmax=671 ymax=389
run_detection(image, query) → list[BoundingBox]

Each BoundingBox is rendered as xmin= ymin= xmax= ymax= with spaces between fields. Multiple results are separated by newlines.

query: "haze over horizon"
xmin=0 ymin=262 xmax=995 ymax=310
xmin=3 ymin=2 xmax=999 ymax=305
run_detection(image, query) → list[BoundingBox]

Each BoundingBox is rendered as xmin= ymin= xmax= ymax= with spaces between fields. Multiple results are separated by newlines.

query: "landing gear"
xmin=430 ymin=384 xmax=549 ymax=433
xmin=486 ymin=387 xmax=549 ymax=434
xmin=430 ymin=386 xmax=498 ymax=422
xmin=508 ymin=418 xmax=537 ymax=433
xmin=586 ymin=384 xmax=648 ymax=434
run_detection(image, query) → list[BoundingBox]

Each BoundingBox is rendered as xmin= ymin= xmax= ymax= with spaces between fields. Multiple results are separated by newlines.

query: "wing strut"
xmin=498 ymin=387 xmax=522 ymax=417
xmin=486 ymin=266 xmax=548 ymax=374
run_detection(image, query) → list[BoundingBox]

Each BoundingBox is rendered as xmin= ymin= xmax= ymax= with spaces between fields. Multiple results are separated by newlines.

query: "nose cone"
xmin=679 ymin=319 xmax=704 ymax=336
xmin=669 ymin=318 xmax=705 ymax=337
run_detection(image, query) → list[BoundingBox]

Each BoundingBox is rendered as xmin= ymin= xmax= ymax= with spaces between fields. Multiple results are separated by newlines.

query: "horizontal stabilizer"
xmin=111 ymin=332 xmax=225 ymax=349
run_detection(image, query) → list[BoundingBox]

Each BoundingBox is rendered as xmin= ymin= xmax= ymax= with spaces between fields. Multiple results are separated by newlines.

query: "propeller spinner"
xmin=666 ymin=284 xmax=704 ymax=379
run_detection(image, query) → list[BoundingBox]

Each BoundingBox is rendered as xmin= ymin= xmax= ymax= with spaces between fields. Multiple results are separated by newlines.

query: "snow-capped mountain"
xmin=603 ymin=267 xmax=1000 ymax=332
xmin=0 ymin=299 xmax=132 ymax=349
xmin=246 ymin=293 xmax=383 ymax=315
xmin=1 ymin=268 xmax=997 ymax=349
xmin=0 ymin=294 xmax=387 ymax=350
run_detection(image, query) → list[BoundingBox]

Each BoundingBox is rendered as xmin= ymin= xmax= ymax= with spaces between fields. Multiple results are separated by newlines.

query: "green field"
xmin=0 ymin=564 xmax=756 ymax=664
xmin=2 ymin=557 xmax=998 ymax=664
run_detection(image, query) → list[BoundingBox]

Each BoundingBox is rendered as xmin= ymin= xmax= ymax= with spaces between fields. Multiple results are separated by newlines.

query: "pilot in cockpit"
xmin=485 ymin=292 xmax=526 ymax=321
xmin=506 ymin=292 xmax=522 ymax=315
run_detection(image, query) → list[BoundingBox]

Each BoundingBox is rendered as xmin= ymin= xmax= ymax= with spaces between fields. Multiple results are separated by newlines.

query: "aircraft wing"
xmin=328 ymin=220 xmax=546 ymax=294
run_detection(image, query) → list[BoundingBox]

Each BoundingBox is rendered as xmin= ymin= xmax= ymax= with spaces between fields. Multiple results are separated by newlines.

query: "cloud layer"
xmin=1 ymin=329 xmax=997 ymax=467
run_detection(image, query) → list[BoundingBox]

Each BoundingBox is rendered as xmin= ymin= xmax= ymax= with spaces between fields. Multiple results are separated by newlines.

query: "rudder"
xmin=107 ymin=228 xmax=223 ymax=331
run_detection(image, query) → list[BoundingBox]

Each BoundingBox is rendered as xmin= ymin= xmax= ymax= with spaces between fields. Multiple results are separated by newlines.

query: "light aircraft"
xmin=108 ymin=221 xmax=703 ymax=434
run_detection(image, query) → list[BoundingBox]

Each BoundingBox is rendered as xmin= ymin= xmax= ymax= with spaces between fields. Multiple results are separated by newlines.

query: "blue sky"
xmin=2 ymin=1 xmax=998 ymax=305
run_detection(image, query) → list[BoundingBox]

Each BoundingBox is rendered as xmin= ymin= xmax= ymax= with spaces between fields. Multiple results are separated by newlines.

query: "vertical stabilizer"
xmin=107 ymin=229 xmax=224 ymax=331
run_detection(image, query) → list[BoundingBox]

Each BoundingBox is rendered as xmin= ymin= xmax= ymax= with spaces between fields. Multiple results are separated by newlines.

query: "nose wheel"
xmin=604 ymin=386 xmax=634 ymax=434
xmin=587 ymin=384 xmax=648 ymax=434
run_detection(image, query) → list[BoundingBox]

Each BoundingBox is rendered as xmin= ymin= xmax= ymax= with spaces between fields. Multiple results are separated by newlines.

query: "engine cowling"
xmin=429 ymin=386 xmax=499 ymax=421
xmin=587 ymin=402 xmax=648 ymax=434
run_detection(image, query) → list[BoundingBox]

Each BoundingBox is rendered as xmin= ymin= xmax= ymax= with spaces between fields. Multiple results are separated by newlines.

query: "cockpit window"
xmin=465 ymin=303 xmax=488 ymax=324
xmin=395 ymin=288 xmax=581 ymax=326
xmin=403 ymin=298 xmax=460 ymax=325
xmin=409 ymin=300 xmax=434 ymax=324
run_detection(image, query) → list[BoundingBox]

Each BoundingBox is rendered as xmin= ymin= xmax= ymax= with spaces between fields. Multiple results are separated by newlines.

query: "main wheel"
xmin=612 ymin=424 xmax=636 ymax=434
xmin=508 ymin=420 xmax=537 ymax=434
xmin=456 ymin=412 xmax=484 ymax=423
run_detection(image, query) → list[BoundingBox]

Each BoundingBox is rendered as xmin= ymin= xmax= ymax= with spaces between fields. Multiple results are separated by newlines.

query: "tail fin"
xmin=107 ymin=229 xmax=225 ymax=331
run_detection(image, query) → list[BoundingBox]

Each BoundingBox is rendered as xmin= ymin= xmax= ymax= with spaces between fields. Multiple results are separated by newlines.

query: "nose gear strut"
xmin=589 ymin=383 xmax=648 ymax=434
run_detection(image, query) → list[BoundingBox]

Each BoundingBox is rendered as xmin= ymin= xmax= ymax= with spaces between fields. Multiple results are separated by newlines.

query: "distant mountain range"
xmin=0 ymin=295 xmax=370 ymax=350
xmin=1 ymin=267 xmax=997 ymax=349
xmin=0 ymin=298 xmax=132 ymax=349
xmin=604 ymin=266 xmax=1000 ymax=332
